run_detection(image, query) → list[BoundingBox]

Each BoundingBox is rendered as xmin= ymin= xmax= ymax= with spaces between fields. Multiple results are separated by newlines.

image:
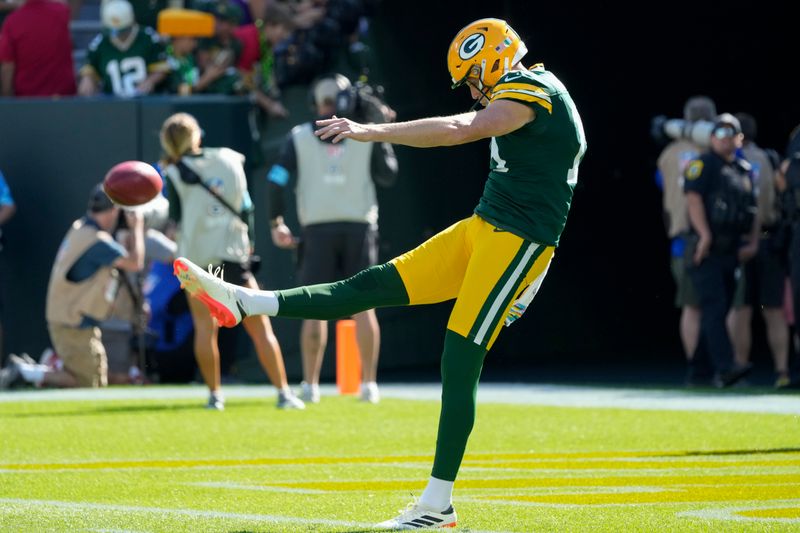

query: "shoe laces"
xmin=205 ymin=264 xmax=239 ymax=301
xmin=207 ymin=264 xmax=225 ymax=280
xmin=395 ymin=494 xmax=422 ymax=517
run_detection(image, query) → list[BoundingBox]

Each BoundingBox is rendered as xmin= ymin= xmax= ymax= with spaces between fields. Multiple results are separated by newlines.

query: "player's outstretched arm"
xmin=315 ymin=99 xmax=534 ymax=148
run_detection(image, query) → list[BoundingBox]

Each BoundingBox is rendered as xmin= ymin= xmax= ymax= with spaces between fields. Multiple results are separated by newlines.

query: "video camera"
xmin=116 ymin=194 xmax=170 ymax=232
xmin=335 ymin=80 xmax=391 ymax=124
xmin=650 ymin=115 xmax=715 ymax=148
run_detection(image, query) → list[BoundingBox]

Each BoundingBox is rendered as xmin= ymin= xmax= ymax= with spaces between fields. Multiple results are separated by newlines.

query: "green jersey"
xmin=82 ymin=26 xmax=168 ymax=96
xmin=475 ymin=64 xmax=586 ymax=246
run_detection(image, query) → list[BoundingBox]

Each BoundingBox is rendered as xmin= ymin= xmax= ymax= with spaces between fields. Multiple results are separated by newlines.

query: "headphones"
xmin=308 ymin=73 xmax=353 ymax=112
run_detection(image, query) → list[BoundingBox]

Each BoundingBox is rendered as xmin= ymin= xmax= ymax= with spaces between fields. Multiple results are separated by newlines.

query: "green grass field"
xmin=1 ymin=384 xmax=799 ymax=532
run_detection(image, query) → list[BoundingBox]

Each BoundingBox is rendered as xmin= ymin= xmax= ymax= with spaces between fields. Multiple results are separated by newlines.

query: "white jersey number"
xmin=106 ymin=57 xmax=147 ymax=97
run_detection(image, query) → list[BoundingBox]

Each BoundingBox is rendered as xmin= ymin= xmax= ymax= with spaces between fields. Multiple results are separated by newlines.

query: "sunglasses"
xmin=712 ymin=126 xmax=738 ymax=139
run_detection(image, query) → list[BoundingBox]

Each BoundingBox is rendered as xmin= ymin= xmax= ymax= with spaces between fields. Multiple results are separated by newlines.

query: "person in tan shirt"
xmin=656 ymin=96 xmax=716 ymax=378
xmin=3 ymin=184 xmax=143 ymax=388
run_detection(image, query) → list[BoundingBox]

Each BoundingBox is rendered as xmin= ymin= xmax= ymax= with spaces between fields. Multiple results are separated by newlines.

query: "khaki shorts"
xmin=671 ymin=256 xmax=699 ymax=308
xmin=48 ymin=324 xmax=108 ymax=387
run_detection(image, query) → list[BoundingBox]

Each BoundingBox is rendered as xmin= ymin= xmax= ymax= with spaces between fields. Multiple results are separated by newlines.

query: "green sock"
xmin=276 ymin=263 xmax=409 ymax=320
xmin=431 ymin=330 xmax=487 ymax=481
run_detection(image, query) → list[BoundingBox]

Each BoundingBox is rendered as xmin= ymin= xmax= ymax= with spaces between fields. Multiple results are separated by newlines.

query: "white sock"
xmin=419 ymin=476 xmax=453 ymax=511
xmin=18 ymin=363 xmax=46 ymax=386
xmin=235 ymin=286 xmax=279 ymax=316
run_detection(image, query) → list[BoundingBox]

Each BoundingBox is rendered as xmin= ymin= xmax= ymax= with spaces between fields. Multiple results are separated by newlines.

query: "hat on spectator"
xmin=713 ymin=113 xmax=742 ymax=135
xmin=313 ymin=74 xmax=351 ymax=107
xmin=102 ymin=0 xmax=135 ymax=30
xmin=88 ymin=183 xmax=116 ymax=213
xmin=157 ymin=9 xmax=215 ymax=37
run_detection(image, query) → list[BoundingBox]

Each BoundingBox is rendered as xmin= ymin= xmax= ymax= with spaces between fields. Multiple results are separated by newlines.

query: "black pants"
xmin=688 ymin=252 xmax=738 ymax=377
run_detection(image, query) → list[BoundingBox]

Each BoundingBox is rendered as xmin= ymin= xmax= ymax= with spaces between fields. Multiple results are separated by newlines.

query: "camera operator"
xmin=683 ymin=113 xmax=758 ymax=387
xmin=654 ymin=96 xmax=717 ymax=376
xmin=267 ymin=72 xmax=397 ymax=403
xmin=2 ymin=184 xmax=144 ymax=389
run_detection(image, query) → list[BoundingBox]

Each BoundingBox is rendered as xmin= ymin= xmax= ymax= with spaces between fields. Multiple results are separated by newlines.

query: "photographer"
xmin=2 ymin=184 xmax=144 ymax=389
xmin=654 ymin=96 xmax=717 ymax=374
xmin=267 ymin=72 xmax=397 ymax=403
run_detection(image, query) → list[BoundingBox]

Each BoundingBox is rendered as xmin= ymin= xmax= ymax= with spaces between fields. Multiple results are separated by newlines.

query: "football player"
xmin=174 ymin=18 xmax=586 ymax=529
xmin=78 ymin=0 xmax=169 ymax=97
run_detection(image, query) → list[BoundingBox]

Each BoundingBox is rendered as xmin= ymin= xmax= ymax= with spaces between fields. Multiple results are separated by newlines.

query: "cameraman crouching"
xmin=6 ymin=184 xmax=143 ymax=388
xmin=684 ymin=114 xmax=758 ymax=387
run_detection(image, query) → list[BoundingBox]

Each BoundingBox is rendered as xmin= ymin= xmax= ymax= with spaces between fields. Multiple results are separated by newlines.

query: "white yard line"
xmin=1 ymin=383 xmax=798 ymax=414
xmin=0 ymin=498 xmax=512 ymax=533
xmin=678 ymin=502 xmax=800 ymax=522
xmin=0 ymin=498 xmax=374 ymax=529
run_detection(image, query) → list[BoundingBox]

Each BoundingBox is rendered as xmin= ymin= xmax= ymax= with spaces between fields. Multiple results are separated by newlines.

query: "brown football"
xmin=103 ymin=161 xmax=163 ymax=207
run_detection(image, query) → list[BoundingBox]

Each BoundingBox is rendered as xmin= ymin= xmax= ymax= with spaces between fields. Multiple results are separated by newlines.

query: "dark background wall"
xmin=0 ymin=1 xmax=797 ymax=384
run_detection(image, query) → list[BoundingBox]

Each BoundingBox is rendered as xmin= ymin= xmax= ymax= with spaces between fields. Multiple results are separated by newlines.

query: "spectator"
xmin=656 ymin=96 xmax=716 ymax=375
xmin=160 ymin=112 xmax=304 ymax=410
xmin=684 ymin=113 xmax=758 ymax=387
xmin=0 ymin=0 xmax=76 ymax=97
xmin=157 ymin=8 xmax=215 ymax=95
xmin=78 ymin=0 xmax=169 ymax=97
xmin=235 ymin=2 xmax=294 ymax=118
xmin=267 ymin=73 xmax=397 ymax=403
xmin=0 ymin=0 xmax=20 ymax=33
xmin=0 ymin=169 xmax=15 ymax=361
xmin=2 ymin=184 xmax=144 ymax=389
xmin=193 ymin=0 xmax=244 ymax=94
xmin=728 ymin=112 xmax=790 ymax=388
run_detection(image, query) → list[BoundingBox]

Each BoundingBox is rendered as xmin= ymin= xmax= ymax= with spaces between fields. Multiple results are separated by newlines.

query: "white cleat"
xmin=300 ymin=381 xmax=320 ymax=404
xmin=174 ymin=257 xmax=245 ymax=328
xmin=206 ymin=392 xmax=225 ymax=411
xmin=277 ymin=389 xmax=306 ymax=410
xmin=375 ymin=501 xmax=457 ymax=530
xmin=360 ymin=381 xmax=380 ymax=404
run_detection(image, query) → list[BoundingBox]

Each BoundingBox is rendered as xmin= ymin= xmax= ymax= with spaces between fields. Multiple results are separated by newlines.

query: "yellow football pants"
xmin=391 ymin=215 xmax=554 ymax=349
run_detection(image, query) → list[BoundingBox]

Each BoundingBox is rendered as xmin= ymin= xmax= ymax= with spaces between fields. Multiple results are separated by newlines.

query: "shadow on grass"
xmin=653 ymin=447 xmax=800 ymax=457
xmin=0 ymin=398 xmax=270 ymax=418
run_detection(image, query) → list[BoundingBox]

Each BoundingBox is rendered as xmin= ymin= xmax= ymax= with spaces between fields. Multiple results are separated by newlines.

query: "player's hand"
xmin=271 ymin=223 xmax=296 ymax=249
xmin=315 ymin=116 xmax=374 ymax=143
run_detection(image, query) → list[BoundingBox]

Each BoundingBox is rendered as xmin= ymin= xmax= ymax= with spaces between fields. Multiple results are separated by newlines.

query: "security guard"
xmin=683 ymin=113 xmax=759 ymax=387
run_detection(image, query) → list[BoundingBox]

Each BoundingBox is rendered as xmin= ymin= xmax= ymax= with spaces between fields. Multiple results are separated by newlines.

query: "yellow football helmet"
xmin=447 ymin=18 xmax=527 ymax=90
